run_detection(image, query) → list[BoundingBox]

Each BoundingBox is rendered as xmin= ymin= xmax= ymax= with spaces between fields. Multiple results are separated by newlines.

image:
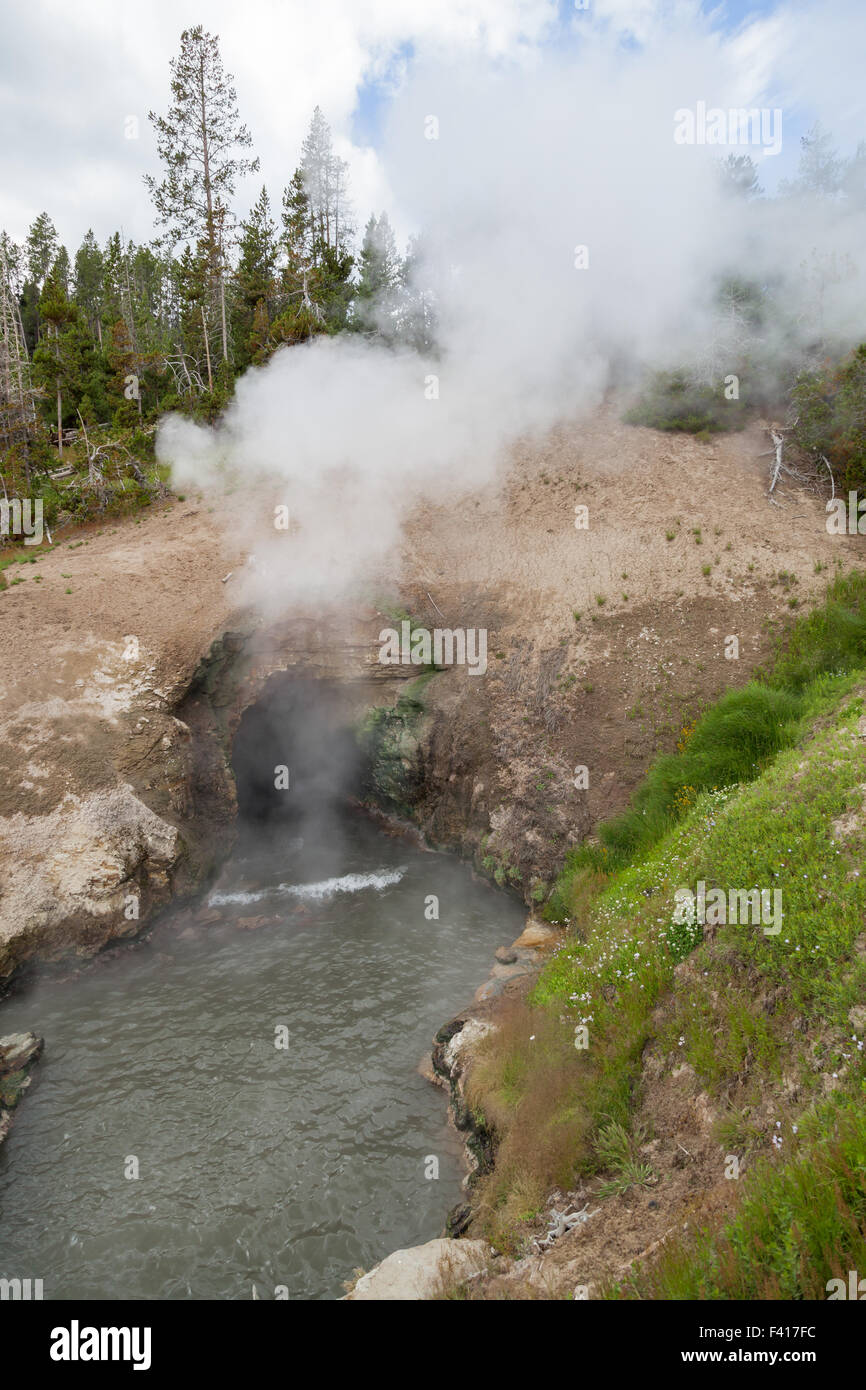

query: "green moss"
xmin=356 ymin=672 xmax=439 ymax=815
xmin=0 ymin=1069 xmax=29 ymax=1108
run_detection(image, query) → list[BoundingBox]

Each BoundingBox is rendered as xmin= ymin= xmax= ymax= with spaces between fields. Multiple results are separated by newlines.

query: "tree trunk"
xmin=201 ymin=306 xmax=213 ymax=392
xmin=219 ymin=274 xmax=228 ymax=362
xmin=198 ymin=54 xmax=225 ymax=365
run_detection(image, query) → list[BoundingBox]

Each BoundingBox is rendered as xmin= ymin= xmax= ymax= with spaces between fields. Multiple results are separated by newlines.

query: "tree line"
xmin=2 ymin=23 xmax=865 ymax=525
xmin=0 ymin=24 xmax=434 ymax=504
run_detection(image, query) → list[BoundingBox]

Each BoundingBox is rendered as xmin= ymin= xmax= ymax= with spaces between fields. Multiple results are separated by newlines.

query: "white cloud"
xmin=0 ymin=0 xmax=557 ymax=250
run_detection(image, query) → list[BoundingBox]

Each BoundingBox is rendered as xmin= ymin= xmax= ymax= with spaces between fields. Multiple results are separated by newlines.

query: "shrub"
xmin=791 ymin=343 xmax=866 ymax=495
xmin=625 ymin=370 xmax=749 ymax=434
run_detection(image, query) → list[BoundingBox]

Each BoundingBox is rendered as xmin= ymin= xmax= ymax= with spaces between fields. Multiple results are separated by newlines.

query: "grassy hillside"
xmin=465 ymin=571 xmax=866 ymax=1295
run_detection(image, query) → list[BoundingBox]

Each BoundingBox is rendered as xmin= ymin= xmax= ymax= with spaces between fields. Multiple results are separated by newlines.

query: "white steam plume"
xmin=157 ymin=6 xmax=866 ymax=607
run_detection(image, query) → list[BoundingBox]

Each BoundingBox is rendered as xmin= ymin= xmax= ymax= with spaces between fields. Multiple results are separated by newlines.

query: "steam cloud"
xmin=157 ymin=6 xmax=866 ymax=606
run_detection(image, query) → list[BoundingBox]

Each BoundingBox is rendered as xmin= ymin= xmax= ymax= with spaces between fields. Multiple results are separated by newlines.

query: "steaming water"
xmin=0 ymin=811 xmax=524 ymax=1300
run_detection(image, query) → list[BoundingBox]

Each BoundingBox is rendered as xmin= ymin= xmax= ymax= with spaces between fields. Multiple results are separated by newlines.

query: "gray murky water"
xmin=0 ymin=811 xmax=523 ymax=1300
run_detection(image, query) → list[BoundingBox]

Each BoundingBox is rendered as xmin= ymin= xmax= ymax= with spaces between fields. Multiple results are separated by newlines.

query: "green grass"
xmin=611 ymin=1100 xmax=866 ymax=1299
xmin=466 ymin=568 xmax=866 ymax=1269
xmin=477 ymin=688 xmax=866 ymax=1261
xmin=594 ymin=1117 xmax=656 ymax=1197
xmin=766 ymin=571 xmax=866 ymax=692
xmin=548 ymin=684 xmax=802 ymax=888
xmin=547 ymin=571 xmax=866 ymax=895
xmin=541 ymin=683 xmax=866 ymax=1050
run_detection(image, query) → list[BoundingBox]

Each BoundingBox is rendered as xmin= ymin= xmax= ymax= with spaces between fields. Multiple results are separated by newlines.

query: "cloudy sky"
xmin=1 ymin=0 xmax=864 ymax=258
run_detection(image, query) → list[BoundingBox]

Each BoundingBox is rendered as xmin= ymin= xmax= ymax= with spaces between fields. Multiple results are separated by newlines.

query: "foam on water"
xmin=209 ymin=866 xmax=406 ymax=907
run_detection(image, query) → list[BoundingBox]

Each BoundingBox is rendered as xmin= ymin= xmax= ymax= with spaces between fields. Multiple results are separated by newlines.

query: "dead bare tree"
xmin=76 ymin=411 xmax=163 ymax=504
xmin=763 ymin=421 xmax=836 ymax=503
xmin=164 ymin=353 xmax=208 ymax=397
xmin=0 ymin=241 xmax=39 ymax=463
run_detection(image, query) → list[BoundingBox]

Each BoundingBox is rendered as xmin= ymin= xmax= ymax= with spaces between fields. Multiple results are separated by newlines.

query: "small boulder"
xmin=0 ymin=1032 xmax=43 ymax=1076
xmin=0 ymin=1032 xmax=43 ymax=1132
xmin=474 ymin=977 xmax=506 ymax=1002
xmin=346 ymin=1238 xmax=491 ymax=1300
xmin=443 ymin=1017 xmax=496 ymax=1073
xmin=512 ymin=918 xmax=560 ymax=951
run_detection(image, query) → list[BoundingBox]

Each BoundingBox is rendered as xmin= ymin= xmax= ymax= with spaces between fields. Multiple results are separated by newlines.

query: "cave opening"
xmin=232 ymin=675 xmax=366 ymax=825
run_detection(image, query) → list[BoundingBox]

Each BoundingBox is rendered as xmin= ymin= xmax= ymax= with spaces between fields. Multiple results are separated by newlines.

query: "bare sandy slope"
xmin=403 ymin=403 xmax=849 ymax=637
xmin=0 ymin=402 xmax=858 ymax=976
xmin=394 ymin=403 xmax=860 ymax=866
xmin=0 ymin=499 xmax=247 ymax=727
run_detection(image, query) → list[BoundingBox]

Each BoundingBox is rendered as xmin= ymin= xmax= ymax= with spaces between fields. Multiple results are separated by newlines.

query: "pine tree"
xmin=278 ymin=107 xmax=355 ymax=332
xmin=23 ymin=213 xmax=60 ymax=348
xmin=315 ymin=242 xmax=355 ymax=332
xmin=171 ymin=241 xmax=230 ymax=407
xmin=247 ymin=298 xmax=271 ymax=366
xmin=395 ymin=233 xmax=438 ymax=355
xmin=298 ymin=106 xmax=354 ymax=262
xmin=53 ymin=246 xmax=71 ymax=295
xmin=0 ymin=232 xmax=24 ymax=297
xmin=354 ymin=212 xmax=401 ymax=336
xmin=32 ymin=265 xmax=81 ymax=455
xmin=718 ymin=154 xmax=762 ymax=200
xmin=282 ymin=168 xmax=313 ymax=268
xmin=797 ymin=123 xmax=843 ymax=196
xmin=25 ymin=213 xmax=59 ymax=292
xmin=73 ymin=231 xmax=105 ymax=346
xmin=145 ymin=25 xmax=259 ymax=366
xmin=233 ymin=186 xmax=279 ymax=367
xmin=107 ymin=318 xmax=141 ymax=427
xmin=275 ymin=169 xmax=321 ymax=343
xmin=100 ymin=232 xmax=167 ymax=393
xmin=102 ymin=233 xmax=129 ymax=340
xmin=781 ymin=123 xmax=844 ymax=198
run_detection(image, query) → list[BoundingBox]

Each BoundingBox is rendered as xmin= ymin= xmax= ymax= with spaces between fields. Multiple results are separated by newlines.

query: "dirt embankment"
xmin=397 ymin=405 xmax=856 ymax=891
xmin=0 ymin=499 xmax=245 ymax=979
xmin=0 ymin=403 xmax=855 ymax=982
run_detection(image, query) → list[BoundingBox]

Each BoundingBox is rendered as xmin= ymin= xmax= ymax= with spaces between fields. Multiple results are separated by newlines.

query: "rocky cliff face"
xmin=0 ymin=633 xmax=207 ymax=982
xmin=0 ymin=597 xmax=585 ymax=983
xmin=0 ymin=611 xmax=396 ymax=982
xmin=0 ymin=1031 xmax=43 ymax=1146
